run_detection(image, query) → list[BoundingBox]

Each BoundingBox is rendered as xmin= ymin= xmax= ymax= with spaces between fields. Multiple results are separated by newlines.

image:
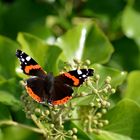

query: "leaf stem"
xmin=0 ymin=120 xmax=43 ymax=134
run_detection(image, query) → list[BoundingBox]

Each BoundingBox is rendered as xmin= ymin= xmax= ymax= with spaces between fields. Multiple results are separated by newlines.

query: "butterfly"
xmin=16 ymin=49 xmax=94 ymax=105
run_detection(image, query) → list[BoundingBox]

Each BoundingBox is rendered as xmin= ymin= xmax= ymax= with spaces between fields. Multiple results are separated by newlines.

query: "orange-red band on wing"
xmin=52 ymin=96 xmax=72 ymax=105
xmin=25 ymin=65 xmax=41 ymax=74
xmin=63 ymin=73 xmax=79 ymax=86
xmin=25 ymin=86 xmax=42 ymax=102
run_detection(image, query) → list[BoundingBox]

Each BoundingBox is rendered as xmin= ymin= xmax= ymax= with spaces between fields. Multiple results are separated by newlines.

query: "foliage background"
xmin=0 ymin=0 xmax=140 ymax=140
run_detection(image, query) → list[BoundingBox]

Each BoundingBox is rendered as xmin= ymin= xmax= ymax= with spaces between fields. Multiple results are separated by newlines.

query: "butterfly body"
xmin=16 ymin=49 xmax=94 ymax=105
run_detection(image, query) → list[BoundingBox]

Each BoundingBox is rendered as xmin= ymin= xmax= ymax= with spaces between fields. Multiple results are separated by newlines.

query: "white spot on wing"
xmin=21 ymin=58 xmax=25 ymax=62
xmin=77 ymin=70 xmax=82 ymax=75
xmin=82 ymin=74 xmax=86 ymax=78
xmin=26 ymin=56 xmax=31 ymax=61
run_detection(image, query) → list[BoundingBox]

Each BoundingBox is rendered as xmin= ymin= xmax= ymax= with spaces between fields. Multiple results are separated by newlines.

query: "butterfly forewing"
xmin=55 ymin=69 xmax=94 ymax=87
xmin=16 ymin=50 xmax=46 ymax=77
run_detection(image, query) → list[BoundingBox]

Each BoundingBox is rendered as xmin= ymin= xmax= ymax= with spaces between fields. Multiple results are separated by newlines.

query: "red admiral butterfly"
xmin=16 ymin=49 xmax=94 ymax=105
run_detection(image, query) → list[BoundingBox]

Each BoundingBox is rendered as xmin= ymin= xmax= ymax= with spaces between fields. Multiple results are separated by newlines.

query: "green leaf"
xmin=0 ymin=78 xmax=22 ymax=98
xmin=103 ymin=99 xmax=140 ymax=140
xmin=71 ymin=94 xmax=95 ymax=106
xmin=17 ymin=32 xmax=62 ymax=74
xmin=70 ymin=112 xmax=133 ymax=140
xmin=93 ymin=64 xmax=127 ymax=88
xmin=122 ymin=4 xmax=140 ymax=39
xmin=124 ymin=71 xmax=140 ymax=106
xmin=43 ymin=45 xmax=62 ymax=74
xmin=1 ymin=126 xmax=41 ymax=140
xmin=0 ymin=104 xmax=12 ymax=121
xmin=110 ymin=36 xmax=140 ymax=71
xmin=56 ymin=22 xmax=114 ymax=64
xmin=93 ymin=130 xmax=132 ymax=140
xmin=0 ymin=129 xmax=3 ymax=140
xmin=0 ymin=90 xmax=21 ymax=107
xmin=122 ymin=1 xmax=140 ymax=61
xmin=0 ymin=0 xmax=51 ymax=39
xmin=0 ymin=35 xmax=19 ymax=79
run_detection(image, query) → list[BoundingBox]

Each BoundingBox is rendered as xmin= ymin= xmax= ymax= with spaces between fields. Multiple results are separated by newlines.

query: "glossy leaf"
xmin=122 ymin=4 xmax=140 ymax=67
xmin=1 ymin=126 xmax=41 ymax=140
xmin=92 ymin=64 xmax=127 ymax=88
xmin=0 ymin=90 xmax=21 ymax=107
xmin=0 ymin=35 xmax=19 ymax=79
xmin=103 ymin=99 xmax=140 ymax=140
xmin=56 ymin=22 xmax=114 ymax=64
xmin=122 ymin=5 xmax=140 ymax=39
xmin=93 ymin=130 xmax=132 ymax=140
xmin=17 ymin=32 xmax=62 ymax=74
xmin=110 ymin=36 xmax=140 ymax=71
xmin=124 ymin=71 xmax=140 ymax=106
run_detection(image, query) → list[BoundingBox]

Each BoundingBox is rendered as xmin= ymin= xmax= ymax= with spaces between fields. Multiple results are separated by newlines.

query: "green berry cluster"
xmin=21 ymin=59 xmax=116 ymax=140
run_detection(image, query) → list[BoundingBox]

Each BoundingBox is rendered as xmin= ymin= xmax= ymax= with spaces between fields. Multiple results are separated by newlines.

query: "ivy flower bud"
xmin=96 ymin=113 xmax=102 ymax=118
xmin=103 ymin=120 xmax=109 ymax=125
xmin=72 ymin=135 xmax=77 ymax=140
xmin=72 ymin=128 xmax=78 ymax=134
xmin=111 ymin=88 xmax=116 ymax=94
xmin=50 ymin=124 xmax=54 ymax=128
xmin=68 ymin=130 xmax=73 ymax=136
xmin=98 ymin=122 xmax=104 ymax=128
xmin=85 ymin=59 xmax=91 ymax=65
xmin=101 ymin=109 xmax=107 ymax=114
xmin=95 ymin=74 xmax=100 ymax=80
xmin=105 ymin=76 xmax=111 ymax=84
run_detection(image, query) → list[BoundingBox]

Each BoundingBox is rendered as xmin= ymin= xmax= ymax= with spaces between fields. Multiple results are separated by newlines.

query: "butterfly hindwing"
xmin=16 ymin=50 xmax=46 ymax=77
xmin=50 ymin=80 xmax=73 ymax=105
xmin=25 ymin=77 xmax=48 ymax=103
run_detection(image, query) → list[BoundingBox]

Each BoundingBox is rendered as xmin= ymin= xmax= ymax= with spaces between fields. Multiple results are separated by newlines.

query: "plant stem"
xmin=31 ymin=114 xmax=47 ymax=135
xmin=0 ymin=120 xmax=43 ymax=134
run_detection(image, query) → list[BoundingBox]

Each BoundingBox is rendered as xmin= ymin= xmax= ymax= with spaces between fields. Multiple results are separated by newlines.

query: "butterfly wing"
xmin=49 ymin=80 xmax=73 ymax=105
xmin=25 ymin=77 xmax=48 ymax=103
xmin=55 ymin=69 xmax=94 ymax=87
xmin=49 ymin=69 xmax=94 ymax=105
xmin=16 ymin=49 xmax=46 ymax=77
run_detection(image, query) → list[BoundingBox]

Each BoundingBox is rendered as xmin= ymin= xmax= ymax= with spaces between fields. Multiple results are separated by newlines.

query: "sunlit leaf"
xmin=93 ymin=64 xmax=127 ymax=88
xmin=124 ymin=71 xmax=140 ymax=106
xmin=93 ymin=130 xmax=132 ymax=140
xmin=122 ymin=5 xmax=140 ymax=39
xmin=56 ymin=22 xmax=114 ymax=64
